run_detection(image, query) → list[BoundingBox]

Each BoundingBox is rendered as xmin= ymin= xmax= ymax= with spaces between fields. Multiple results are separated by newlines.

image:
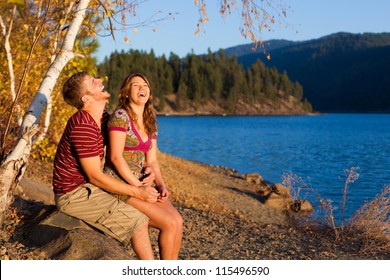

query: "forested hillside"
xmin=97 ymin=49 xmax=312 ymax=115
xmin=235 ymin=32 xmax=390 ymax=112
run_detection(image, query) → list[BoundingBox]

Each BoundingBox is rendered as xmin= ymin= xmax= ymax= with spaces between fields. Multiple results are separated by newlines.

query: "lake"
xmin=156 ymin=114 xmax=390 ymax=222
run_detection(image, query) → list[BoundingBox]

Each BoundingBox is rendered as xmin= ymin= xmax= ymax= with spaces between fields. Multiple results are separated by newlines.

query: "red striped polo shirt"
xmin=53 ymin=110 xmax=109 ymax=194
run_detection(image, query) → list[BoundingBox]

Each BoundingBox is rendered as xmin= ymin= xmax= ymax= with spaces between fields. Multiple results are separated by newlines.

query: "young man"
xmin=53 ymin=72 xmax=160 ymax=259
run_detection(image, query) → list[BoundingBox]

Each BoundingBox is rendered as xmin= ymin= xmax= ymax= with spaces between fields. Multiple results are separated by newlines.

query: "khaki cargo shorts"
xmin=55 ymin=183 xmax=148 ymax=245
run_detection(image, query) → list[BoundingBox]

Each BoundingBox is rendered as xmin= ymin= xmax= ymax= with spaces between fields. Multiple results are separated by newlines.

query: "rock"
xmin=260 ymin=184 xmax=313 ymax=215
xmin=246 ymin=173 xmax=263 ymax=184
xmin=299 ymin=200 xmax=314 ymax=214
xmin=289 ymin=200 xmax=314 ymax=215
xmin=264 ymin=198 xmax=287 ymax=210
xmin=39 ymin=209 xmax=91 ymax=231
xmin=264 ymin=196 xmax=294 ymax=212
xmin=38 ymin=228 xmax=133 ymax=260
xmin=254 ymin=184 xmax=273 ymax=197
xmin=231 ymin=173 xmax=246 ymax=180
xmin=19 ymin=178 xmax=54 ymax=205
xmin=267 ymin=192 xmax=282 ymax=200
xmin=272 ymin=183 xmax=291 ymax=198
xmin=28 ymin=209 xmax=92 ymax=247
xmin=17 ymin=177 xmax=138 ymax=260
xmin=27 ymin=208 xmax=135 ymax=260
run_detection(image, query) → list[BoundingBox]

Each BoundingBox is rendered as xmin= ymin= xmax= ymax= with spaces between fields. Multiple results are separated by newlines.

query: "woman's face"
xmin=128 ymin=76 xmax=150 ymax=105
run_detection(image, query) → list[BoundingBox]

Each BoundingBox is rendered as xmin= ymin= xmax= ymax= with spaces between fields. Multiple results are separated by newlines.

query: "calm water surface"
xmin=157 ymin=114 xmax=390 ymax=220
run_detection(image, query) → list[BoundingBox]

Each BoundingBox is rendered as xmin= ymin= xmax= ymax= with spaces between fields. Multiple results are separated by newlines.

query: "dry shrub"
xmin=346 ymin=185 xmax=390 ymax=253
xmin=282 ymin=168 xmax=390 ymax=253
xmin=281 ymin=172 xmax=309 ymax=201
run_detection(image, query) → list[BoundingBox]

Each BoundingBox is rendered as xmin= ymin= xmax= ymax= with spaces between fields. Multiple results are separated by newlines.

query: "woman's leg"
xmin=153 ymin=200 xmax=183 ymax=259
xmin=127 ymin=198 xmax=183 ymax=260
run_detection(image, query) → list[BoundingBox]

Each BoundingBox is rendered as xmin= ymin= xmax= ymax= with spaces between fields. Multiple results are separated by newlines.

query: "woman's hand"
xmin=156 ymin=185 xmax=169 ymax=202
xmin=140 ymin=166 xmax=155 ymax=187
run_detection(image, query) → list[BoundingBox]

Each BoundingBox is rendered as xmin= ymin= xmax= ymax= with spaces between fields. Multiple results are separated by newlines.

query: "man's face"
xmin=83 ymin=75 xmax=110 ymax=101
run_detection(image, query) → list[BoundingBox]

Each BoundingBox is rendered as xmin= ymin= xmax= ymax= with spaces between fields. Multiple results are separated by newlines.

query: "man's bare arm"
xmin=79 ymin=156 xmax=159 ymax=202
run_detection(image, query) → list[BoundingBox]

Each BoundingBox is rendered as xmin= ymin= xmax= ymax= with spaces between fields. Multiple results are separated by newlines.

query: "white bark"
xmin=18 ymin=0 xmax=89 ymax=140
xmin=35 ymin=1 xmax=76 ymax=144
xmin=0 ymin=125 xmax=38 ymax=225
xmin=0 ymin=0 xmax=91 ymax=225
xmin=33 ymin=91 xmax=53 ymax=144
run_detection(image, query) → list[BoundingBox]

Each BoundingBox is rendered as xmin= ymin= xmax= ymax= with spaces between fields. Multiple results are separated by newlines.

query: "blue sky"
xmin=94 ymin=0 xmax=390 ymax=62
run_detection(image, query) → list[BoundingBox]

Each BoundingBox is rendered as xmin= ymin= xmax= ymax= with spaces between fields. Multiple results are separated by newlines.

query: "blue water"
xmin=157 ymin=114 xmax=390 ymax=221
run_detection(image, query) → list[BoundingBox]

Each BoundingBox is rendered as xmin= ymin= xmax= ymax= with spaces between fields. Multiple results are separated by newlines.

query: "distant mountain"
xmin=226 ymin=32 xmax=390 ymax=112
xmin=222 ymin=39 xmax=299 ymax=57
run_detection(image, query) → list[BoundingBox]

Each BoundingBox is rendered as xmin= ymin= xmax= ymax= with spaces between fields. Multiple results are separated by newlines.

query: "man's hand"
xmin=135 ymin=185 xmax=160 ymax=203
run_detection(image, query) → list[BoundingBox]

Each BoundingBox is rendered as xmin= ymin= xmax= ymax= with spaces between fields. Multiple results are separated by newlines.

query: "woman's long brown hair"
xmin=117 ymin=73 xmax=157 ymax=136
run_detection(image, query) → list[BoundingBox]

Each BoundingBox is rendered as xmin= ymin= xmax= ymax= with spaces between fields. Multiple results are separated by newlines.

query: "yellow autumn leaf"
xmin=153 ymin=27 xmax=157 ymax=32
xmin=9 ymin=0 xmax=25 ymax=6
xmin=134 ymin=28 xmax=138 ymax=33
xmin=124 ymin=37 xmax=129 ymax=43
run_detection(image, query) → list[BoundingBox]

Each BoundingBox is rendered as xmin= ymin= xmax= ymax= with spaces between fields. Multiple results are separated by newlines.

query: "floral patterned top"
xmin=104 ymin=108 xmax=157 ymax=201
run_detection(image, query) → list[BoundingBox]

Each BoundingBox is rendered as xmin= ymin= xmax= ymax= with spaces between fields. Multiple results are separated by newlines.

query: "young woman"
xmin=104 ymin=73 xmax=183 ymax=260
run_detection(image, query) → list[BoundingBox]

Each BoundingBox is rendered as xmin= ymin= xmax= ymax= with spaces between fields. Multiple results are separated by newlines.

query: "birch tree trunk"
xmin=35 ymin=1 xmax=76 ymax=144
xmin=0 ymin=0 xmax=91 ymax=225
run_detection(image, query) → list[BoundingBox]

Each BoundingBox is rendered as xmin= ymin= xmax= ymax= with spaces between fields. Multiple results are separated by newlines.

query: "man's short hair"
xmin=62 ymin=72 xmax=88 ymax=109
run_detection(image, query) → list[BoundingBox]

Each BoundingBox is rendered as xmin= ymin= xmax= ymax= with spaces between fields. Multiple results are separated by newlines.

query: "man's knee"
xmin=131 ymin=221 xmax=149 ymax=239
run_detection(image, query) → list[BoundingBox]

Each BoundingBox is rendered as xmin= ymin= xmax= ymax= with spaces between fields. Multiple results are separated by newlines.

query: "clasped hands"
xmin=138 ymin=166 xmax=169 ymax=203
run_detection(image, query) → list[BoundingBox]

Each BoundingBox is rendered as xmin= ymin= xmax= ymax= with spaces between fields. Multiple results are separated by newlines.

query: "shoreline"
xmin=156 ymin=111 xmax=390 ymax=117
xmin=156 ymin=111 xmax=322 ymax=117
